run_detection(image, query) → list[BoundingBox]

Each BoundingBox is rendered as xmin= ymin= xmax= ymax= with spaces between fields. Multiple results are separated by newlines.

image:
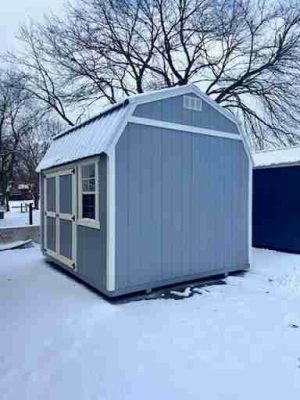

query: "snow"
xmin=0 ymin=240 xmax=32 ymax=251
xmin=1 ymin=246 xmax=300 ymax=399
xmin=253 ymin=145 xmax=300 ymax=167
xmin=0 ymin=201 xmax=40 ymax=228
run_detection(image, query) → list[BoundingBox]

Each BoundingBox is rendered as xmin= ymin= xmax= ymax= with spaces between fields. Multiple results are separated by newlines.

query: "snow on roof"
xmin=37 ymin=84 xmax=239 ymax=172
xmin=253 ymin=146 xmax=300 ymax=168
xmin=37 ymin=102 xmax=130 ymax=171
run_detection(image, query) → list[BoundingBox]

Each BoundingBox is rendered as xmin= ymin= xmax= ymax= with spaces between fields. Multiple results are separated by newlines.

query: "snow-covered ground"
xmin=0 ymin=201 xmax=40 ymax=228
xmin=0 ymin=246 xmax=300 ymax=400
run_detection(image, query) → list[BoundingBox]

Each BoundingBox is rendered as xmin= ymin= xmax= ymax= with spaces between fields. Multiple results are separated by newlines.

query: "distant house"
xmin=253 ymin=146 xmax=300 ymax=253
xmin=9 ymin=184 xmax=32 ymax=201
xmin=37 ymin=84 xmax=252 ymax=297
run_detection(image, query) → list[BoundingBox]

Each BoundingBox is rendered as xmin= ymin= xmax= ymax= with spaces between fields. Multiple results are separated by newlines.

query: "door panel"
xmin=59 ymin=219 xmax=72 ymax=259
xmin=59 ymin=174 xmax=72 ymax=214
xmin=46 ymin=216 xmax=56 ymax=252
xmin=46 ymin=177 xmax=56 ymax=212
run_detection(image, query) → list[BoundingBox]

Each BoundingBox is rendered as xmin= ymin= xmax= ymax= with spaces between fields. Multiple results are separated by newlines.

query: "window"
xmin=183 ymin=95 xmax=202 ymax=112
xmin=78 ymin=161 xmax=100 ymax=229
xmin=81 ymin=164 xmax=96 ymax=219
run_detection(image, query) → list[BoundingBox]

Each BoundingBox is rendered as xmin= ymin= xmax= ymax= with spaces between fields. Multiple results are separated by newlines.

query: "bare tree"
xmin=4 ymin=24 xmax=79 ymax=127
xmin=0 ymin=71 xmax=35 ymax=208
xmin=5 ymin=0 xmax=300 ymax=148
xmin=0 ymin=70 xmax=54 ymax=209
xmin=16 ymin=118 xmax=59 ymax=209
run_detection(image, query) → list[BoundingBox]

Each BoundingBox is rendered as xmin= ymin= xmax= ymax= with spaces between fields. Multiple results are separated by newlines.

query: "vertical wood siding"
xmin=115 ymin=123 xmax=249 ymax=290
xmin=133 ymin=94 xmax=239 ymax=134
xmin=76 ymin=154 xmax=107 ymax=290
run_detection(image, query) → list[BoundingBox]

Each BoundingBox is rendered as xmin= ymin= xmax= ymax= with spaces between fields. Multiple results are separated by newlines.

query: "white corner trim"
xmin=128 ymin=116 xmax=242 ymax=141
xmin=105 ymin=106 xmax=136 ymax=292
xmin=71 ymin=169 xmax=77 ymax=269
xmin=106 ymin=149 xmax=116 ymax=291
xmin=43 ymin=173 xmax=47 ymax=252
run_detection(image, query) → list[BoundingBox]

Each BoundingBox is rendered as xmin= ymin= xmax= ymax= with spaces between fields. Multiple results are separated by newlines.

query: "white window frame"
xmin=77 ymin=159 xmax=100 ymax=229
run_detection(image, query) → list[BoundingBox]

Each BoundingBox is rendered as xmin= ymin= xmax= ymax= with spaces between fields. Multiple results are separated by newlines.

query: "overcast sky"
xmin=0 ymin=0 xmax=65 ymax=54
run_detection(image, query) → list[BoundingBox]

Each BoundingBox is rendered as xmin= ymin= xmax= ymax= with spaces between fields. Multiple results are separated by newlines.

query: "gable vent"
xmin=183 ymin=95 xmax=202 ymax=112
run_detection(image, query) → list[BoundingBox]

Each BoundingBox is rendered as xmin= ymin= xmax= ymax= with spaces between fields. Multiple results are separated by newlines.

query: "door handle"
xmin=72 ymin=215 xmax=76 ymax=221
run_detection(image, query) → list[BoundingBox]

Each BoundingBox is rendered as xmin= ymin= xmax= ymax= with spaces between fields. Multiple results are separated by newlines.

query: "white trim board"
xmin=127 ymin=116 xmax=242 ymax=141
xmin=106 ymin=149 xmax=116 ymax=292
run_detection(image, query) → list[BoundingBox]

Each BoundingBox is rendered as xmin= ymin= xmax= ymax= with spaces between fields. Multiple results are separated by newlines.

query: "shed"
xmin=37 ymin=84 xmax=252 ymax=297
xmin=253 ymin=146 xmax=300 ymax=253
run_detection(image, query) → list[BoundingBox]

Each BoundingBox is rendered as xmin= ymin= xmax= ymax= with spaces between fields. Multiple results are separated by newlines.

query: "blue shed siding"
xmin=76 ymin=154 xmax=107 ymax=290
xmin=133 ymin=94 xmax=239 ymax=134
xmin=253 ymin=166 xmax=300 ymax=253
xmin=115 ymin=123 xmax=249 ymax=291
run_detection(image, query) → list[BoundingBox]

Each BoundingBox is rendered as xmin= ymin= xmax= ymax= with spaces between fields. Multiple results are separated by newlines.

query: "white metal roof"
xmin=253 ymin=146 xmax=300 ymax=168
xmin=37 ymin=84 xmax=245 ymax=172
xmin=37 ymin=103 xmax=131 ymax=171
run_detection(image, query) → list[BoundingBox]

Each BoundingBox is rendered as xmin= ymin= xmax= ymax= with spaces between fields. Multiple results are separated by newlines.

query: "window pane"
xmin=82 ymin=179 xmax=90 ymax=192
xmin=82 ymin=177 xmax=95 ymax=192
xmin=81 ymin=165 xmax=90 ymax=179
xmin=88 ymin=164 xmax=95 ymax=178
xmin=82 ymin=194 xmax=95 ymax=219
xmin=88 ymin=179 xmax=95 ymax=192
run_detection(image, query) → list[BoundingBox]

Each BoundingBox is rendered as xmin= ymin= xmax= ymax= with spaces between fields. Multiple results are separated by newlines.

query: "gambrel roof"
xmin=37 ymin=84 xmax=251 ymax=172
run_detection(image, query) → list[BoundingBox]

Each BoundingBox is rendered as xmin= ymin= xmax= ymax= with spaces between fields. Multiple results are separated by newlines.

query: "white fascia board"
xmin=106 ymin=104 xmax=137 ymax=153
xmin=127 ymin=116 xmax=242 ymax=141
xmin=128 ymin=84 xmax=192 ymax=105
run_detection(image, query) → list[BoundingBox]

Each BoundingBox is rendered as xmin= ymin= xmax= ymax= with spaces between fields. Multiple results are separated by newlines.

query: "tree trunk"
xmin=34 ymin=193 xmax=39 ymax=210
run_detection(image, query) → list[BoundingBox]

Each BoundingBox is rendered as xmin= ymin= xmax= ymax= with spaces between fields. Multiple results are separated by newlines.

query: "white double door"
xmin=44 ymin=169 xmax=76 ymax=269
